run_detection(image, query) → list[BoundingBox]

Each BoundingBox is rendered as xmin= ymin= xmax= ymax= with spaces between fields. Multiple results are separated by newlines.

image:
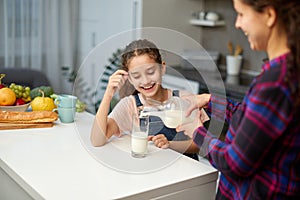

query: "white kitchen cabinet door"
xmin=76 ymin=0 xmax=142 ymax=112
xmin=78 ymin=0 xmax=142 ymax=63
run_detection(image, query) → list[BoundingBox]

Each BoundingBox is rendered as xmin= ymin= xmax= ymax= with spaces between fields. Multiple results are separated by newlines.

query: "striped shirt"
xmin=193 ymin=53 xmax=300 ymax=199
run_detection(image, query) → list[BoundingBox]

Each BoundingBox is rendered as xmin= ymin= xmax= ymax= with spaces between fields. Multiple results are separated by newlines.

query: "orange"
xmin=0 ymin=88 xmax=16 ymax=106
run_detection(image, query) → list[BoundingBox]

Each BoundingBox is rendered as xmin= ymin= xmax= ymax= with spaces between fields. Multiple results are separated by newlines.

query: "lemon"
xmin=0 ymin=87 xmax=16 ymax=106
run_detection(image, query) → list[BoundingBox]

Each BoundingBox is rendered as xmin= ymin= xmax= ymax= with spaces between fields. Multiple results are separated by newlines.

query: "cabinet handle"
xmin=91 ymin=32 xmax=96 ymax=47
xmin=132 ymin=1 xmax=138 ymax=29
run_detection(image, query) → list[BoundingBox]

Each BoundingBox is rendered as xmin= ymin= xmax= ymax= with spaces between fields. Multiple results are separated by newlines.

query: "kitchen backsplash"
xmin=200 ymin=0 xmax=267 ymax=72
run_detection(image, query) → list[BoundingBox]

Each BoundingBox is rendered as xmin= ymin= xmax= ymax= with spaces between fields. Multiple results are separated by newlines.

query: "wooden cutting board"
xmin=0 ymin=122 xmax=54 ymax=130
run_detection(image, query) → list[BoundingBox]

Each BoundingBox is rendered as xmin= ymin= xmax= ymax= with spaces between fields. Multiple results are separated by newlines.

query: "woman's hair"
xmin=121 ymin=39 xmax=162 ymax=70
xmin=241 ymin=0 xmax=300 ymax=105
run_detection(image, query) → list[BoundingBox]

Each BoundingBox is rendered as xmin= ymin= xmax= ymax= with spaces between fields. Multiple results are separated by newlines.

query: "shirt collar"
xmin=262 ymin=53 xmax=289 ymax=72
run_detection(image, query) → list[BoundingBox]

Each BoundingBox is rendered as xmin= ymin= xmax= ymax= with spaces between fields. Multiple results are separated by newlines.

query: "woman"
xmin=178 ymin=0 xmax=300 ymax=199
xmin=91 ymin=39 xmax=208 ymax=159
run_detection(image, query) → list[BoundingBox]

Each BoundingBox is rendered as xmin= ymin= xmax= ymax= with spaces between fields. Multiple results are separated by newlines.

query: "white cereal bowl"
xmin=0 ymin=103 xmax=30 ymax=112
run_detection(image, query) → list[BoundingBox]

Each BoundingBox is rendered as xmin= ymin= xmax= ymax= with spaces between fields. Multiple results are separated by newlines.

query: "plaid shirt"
xmin=194 ymin=53 xmax=300 ymax=199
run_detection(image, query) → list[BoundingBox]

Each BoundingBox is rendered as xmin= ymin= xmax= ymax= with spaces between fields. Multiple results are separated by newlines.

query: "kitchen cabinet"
xmin=77 ymin=0 xmax=142 ymax=85
xmin=76 ymin=0 xmax=143 ymax=111
xmin=78 ymin=0 xmax=142 ymax=64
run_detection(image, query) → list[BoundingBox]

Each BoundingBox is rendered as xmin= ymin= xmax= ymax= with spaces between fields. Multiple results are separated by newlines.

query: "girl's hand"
xmin=106 ymin=70 xmax=128 ymax=95
xmin=148 ymin=134 xmax=170 ymax=149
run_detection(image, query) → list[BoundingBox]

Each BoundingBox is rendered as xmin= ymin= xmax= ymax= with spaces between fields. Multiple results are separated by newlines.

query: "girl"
xmin=91 ymin=39 xmax=208 ymax=159
xmin=179 ymin=0 xmax=300 ymax=199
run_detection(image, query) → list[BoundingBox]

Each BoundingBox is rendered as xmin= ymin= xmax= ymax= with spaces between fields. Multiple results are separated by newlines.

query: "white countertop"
xmin=0 ymin=112 xmax=217 ymax=200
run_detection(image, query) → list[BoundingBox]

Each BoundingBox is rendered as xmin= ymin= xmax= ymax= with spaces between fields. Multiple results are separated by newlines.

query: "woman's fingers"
xmin=177 ymin=111 xmax=203 ymax=139
xmin=182 ymin=94 xmax=211 ymax=117
xmin=181 ymin=94 xmax=199 ymax=117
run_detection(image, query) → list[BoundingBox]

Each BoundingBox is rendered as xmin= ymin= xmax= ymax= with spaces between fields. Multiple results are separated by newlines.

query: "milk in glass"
xmin=131 ymin=133 xmax=148 ymax=156
xmin=131 ymin=116 xmax=149 ymax=158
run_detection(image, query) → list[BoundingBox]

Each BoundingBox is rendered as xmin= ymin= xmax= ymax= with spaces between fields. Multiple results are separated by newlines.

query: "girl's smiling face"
xmin=127 ymin=54 xmax=165 ymax=98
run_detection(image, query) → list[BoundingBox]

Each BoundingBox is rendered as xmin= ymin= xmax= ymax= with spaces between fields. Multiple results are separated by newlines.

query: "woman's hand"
xmin=176 ymin=110 xmax=204 ymax=139
xmin=106 ymin=70 xmax=128 ymax=96
xmin=183 ymin=93 xmax=211 ymax=117
xmin=148 ymin=134 xmax=170 ymax=149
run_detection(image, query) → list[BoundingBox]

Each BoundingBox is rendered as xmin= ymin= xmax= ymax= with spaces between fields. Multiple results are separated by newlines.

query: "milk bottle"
xmin=140 ymin=96 xmax=197 ymax=128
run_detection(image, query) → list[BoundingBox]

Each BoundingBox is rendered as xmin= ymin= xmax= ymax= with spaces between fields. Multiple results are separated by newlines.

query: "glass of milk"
xmin=131 ymin=115 xmax=149 ymax=158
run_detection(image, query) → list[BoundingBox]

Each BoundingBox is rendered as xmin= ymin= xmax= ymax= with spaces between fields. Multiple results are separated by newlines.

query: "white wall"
xmin=142 ymin=0 xmax=203 ymax=66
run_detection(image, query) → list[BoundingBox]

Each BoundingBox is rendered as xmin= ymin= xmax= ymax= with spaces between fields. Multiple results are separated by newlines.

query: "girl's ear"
xmin=161 ymin=61 xmax=166 ymax=75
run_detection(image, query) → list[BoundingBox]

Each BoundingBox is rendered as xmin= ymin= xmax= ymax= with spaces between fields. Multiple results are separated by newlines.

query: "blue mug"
xmin=54 ymin=94 xmax=77 ymax=108
xmin=53 ymin=107 xmax=76 ymax=123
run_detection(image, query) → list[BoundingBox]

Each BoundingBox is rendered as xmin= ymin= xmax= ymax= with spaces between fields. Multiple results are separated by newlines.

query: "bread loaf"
xmin=0 ymin=111 xmax=58 ymax=123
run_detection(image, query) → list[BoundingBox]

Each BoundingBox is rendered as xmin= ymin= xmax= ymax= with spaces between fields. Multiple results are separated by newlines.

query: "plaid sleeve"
xmin=193 ymin=83 xmax=292 ymax=177
xmin=206 ymin=94 xmax=241 ymax=124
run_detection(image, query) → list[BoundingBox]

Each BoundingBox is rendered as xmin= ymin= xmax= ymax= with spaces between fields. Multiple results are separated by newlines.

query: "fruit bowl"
xmin=0 ymin=103 xmax=31 ymax=112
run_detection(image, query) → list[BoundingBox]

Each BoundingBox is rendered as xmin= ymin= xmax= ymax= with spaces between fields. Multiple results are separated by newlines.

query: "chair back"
xmin=0 ymin=68 xmax=51 ymax=88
